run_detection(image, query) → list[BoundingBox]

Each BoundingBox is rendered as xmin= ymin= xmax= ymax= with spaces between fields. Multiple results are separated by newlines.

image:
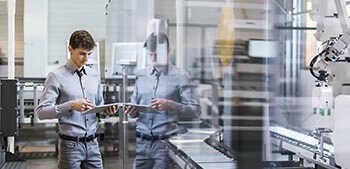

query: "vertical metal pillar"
xmin=7 ymin=0 xmax=16 ymax=154
xmin=7 ymin=0 xmax=16 ymax=79
xmin=176 ymin=0 xmax=185 ymax=70
xmin=121 ymin=66 xmax=129 ymax=169
xmin=19 ymin=84 xmax=25 ymax=123
xmin=33 ymin=84 xmax=39 ymax=123
xmin=211 ymin=83 xmax=219 ymax=128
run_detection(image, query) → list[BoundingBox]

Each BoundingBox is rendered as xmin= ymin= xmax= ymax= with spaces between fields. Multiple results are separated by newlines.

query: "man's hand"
xmin=103 ymin=105 xmax=118 ymax=116
xmin=151 ymin=98 xmax=171 ymax=111
xmin=71 ymin=99 xmax=94 ymax=112
xmin=124 ymin=105 xmax=139 ymax=117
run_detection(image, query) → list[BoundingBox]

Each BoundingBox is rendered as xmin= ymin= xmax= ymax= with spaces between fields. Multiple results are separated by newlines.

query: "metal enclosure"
xmin=0 ymin=79 xmax=18 ymax=137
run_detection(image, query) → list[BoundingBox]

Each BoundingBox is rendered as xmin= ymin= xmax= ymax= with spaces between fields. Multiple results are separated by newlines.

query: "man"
xmin=36 ymin=30 xmax=117 ymax=169
xmin=124 ymin=32 xmax=201 ymax=169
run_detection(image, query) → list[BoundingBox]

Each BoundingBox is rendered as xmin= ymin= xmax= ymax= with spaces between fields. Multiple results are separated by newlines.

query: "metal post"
xmin=33 ymin=84 xmax=39 ymax=123
xmin=176 ymin=0 xmax=185 ymax=70
xmin=211 ymin=83 xmax=219 ymax=128
xmin=121 ymin=65 xmax=129 ymax=169
xmin=320 ymin=135 xmax=325 ymax=158
xmin=7 ymin=0 xmax=16 ymax=79
xmin=6 ymin=0 xmax=17 ymax=155
xmin=113 ymin=84 xmax=117 ymax=102
xmin=19 ymin=84 xmax=25 ymax=124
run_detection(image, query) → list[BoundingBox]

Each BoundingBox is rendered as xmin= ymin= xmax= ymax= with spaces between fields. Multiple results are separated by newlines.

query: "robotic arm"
xmin=309 ymin=31 xmax=350 ymax=82
xmin=309 ymin=31 xmax=350 ymax=126
xmin=308 ymin=1 xmax=350 ymax=168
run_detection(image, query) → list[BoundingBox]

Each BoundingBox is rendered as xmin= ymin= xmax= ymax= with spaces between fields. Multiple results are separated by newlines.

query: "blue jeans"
xmin=58 ymin=138 xmax=103 ymax=169
xmin=133 ymin=138 xmax=170 ymax=169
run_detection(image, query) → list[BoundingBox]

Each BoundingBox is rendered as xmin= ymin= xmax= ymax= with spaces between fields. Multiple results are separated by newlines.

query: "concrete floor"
xmin=18 ymin=122 xmax=137 ymax=169
xmin=26 ymin=156 xmax=135 ymax=169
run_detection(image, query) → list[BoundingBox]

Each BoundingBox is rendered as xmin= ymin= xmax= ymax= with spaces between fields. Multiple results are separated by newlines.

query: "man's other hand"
xmin=151 ymin=98 xmax=171 ymax=111
xmin=71 ymin=99 xmax=94 ymax=112
xmin=124 ymin=105 xmax=139 ymax=117
xmin=103 ymin=105 xmax=118 ymax=116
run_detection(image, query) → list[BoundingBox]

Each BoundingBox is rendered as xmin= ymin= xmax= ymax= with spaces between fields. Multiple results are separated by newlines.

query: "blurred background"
xmin=1 ymin=0 xmax=350 ymax=168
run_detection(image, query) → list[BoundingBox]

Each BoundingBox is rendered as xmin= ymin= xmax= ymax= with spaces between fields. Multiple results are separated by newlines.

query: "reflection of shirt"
xmin=131 ymin=63 xmax=200 ymax=135
xmin=36 ymin=61 xmax=104 ymax=137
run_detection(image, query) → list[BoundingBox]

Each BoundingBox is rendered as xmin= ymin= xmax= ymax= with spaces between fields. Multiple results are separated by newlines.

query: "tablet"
xmin=123 ymin=103 xmax=152 ymax=112
xmin=82 ymin=103 xmax=122 ymax=114
xmin=82 ymin=103 xmax=152 ymax=114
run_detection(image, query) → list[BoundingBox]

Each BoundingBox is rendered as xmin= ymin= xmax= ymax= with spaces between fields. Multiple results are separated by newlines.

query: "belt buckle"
xmin=89 ymin=135 xmax=94 ymax=141
xmin=147 ymin=134 xmax=153 ymax=140
xmin=85 ymin=135 xmax=91 ymax=142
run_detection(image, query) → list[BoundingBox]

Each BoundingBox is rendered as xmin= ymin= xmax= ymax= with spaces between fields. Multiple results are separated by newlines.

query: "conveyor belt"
xmin=270 ymin=126 xmax=334 ymax=156
xmin=270 ymin=125 xmax=335 ymax=168
xmin=167 ymin=128 xmax=236 ymax=169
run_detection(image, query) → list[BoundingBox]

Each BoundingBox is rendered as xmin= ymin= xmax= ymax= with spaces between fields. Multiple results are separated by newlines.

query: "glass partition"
xmin=5 ymin=0 xmax=350 ymax=168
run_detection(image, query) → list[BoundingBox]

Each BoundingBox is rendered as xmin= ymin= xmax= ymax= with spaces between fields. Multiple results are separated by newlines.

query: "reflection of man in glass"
xmin=124 ymin=32 xmax=201 ymax=169
xmin=36 ymin=30 xmax=117 ymax=169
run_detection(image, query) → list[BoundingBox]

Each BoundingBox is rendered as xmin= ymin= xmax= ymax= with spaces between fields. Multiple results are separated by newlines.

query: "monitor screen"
xmin=111 ymin=42 xmax=146 ymax=76
xmin=248 ymin=39 xmax=278 ymax=58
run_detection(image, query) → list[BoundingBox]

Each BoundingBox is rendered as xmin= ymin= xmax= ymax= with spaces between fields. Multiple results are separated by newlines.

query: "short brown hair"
xmin=144 ymin=32 xmax=169 ymax=52
xmin=69 ymin=30 xmax=96 ymax=50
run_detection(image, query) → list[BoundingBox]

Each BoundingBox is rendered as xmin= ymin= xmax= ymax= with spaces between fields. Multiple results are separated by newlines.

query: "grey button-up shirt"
xmin=36 ymin=61 xmax=103 ymax=137
xmin=131 ymin=63 xmax=200 ymax=135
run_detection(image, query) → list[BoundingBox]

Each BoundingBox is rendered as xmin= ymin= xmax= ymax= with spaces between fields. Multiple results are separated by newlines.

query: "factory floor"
xmin=26 ymin=156 xmax=135 ymax=169
xmin=19 ymin=142 xmax=136 ymax=169
xmin=17 ymin=122 xmax=137 ymax=169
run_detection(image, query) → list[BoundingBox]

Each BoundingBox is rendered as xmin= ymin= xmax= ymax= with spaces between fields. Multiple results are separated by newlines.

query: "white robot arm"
xmin=309 ymin=28 xmax=350 ymax=120
xmin=309 ymin=1 xmax=350 ymax=168
xmin=309 ymin=31 xmax=350 ymax=82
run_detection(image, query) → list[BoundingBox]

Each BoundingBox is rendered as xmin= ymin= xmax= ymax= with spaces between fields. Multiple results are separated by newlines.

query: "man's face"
xmin=148 ymin=51 xmax=158 ymax=64
xmin=147 ymin=49 xmax=169 ymax=67
xmin=69 ymin=46 xmax=93 ymax=68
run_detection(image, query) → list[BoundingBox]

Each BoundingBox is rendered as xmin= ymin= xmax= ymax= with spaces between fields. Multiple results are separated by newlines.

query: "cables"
xmin=309 ymin=50 xmax=329 ymax=82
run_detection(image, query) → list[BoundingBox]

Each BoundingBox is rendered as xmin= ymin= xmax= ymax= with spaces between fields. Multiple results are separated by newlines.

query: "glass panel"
xmin=10 ymin=0 xmax=350 ymax=168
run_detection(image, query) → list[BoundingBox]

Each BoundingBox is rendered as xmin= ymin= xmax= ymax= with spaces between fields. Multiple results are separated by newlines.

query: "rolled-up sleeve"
xmin=36 ymin=72 xmax=71 ymax=119
xmin=170 ymin=73 xmax=201 ymax=119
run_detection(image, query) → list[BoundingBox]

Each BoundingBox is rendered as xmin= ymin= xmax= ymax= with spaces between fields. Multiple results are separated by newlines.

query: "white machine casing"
xmin=312 ymin=84 xmax=333 ymax=116
xmin=334 ymin=95 xmax=350 ymax=168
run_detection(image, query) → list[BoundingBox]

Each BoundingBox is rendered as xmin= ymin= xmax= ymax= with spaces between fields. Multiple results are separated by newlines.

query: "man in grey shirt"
xmin=36 ymin=30 xmax=117 ymax=169
xmin=125 ymin=32 xmax=201 ymax=169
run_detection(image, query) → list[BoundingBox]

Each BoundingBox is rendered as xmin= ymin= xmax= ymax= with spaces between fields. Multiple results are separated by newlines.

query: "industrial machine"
xmin=309 ymin=0 xmax=350 ymax=168
xmin=270 ymin=0 xmax=350 ymax=168
xmin=0 ymin=79 xmax=26 ymax=168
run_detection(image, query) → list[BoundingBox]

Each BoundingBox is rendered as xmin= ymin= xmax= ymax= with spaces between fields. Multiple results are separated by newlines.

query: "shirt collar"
xmin=150 ymin=64 xmax=172 ymax=76
xmin=75 ymin=67 xmax=87 ymax=77
xmin=150 ymin=67 xmax=159 ymax=76
xmin=65 ymin=61 xmax=87 ymax=76
xmin=65 ymin=61 xmax=76 ymax=75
